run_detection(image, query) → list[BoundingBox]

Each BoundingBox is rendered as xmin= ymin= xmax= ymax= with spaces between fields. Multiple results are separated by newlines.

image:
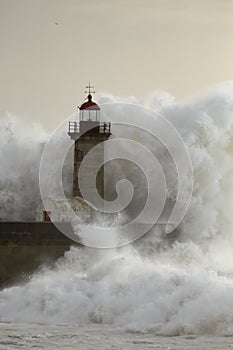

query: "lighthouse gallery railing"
xmin=68 ymin=121 xmax=111 ymax=135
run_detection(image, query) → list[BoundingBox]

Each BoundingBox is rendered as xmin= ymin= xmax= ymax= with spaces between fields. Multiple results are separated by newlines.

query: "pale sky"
xmin=0 ymin=0 xmax=233 ymax=130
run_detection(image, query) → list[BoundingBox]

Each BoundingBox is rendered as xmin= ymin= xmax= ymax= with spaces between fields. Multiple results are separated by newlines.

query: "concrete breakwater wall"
xmin=0 ymin=222 xmax=78 ymax=288
xmin=0 ymin=221 xmax=178 ymax=288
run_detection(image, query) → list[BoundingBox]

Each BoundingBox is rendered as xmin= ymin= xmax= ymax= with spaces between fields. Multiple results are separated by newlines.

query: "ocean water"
xmin=1 ymin=323 xmax=233 ymax=350
xmin=1 ymin=83 xmax=233 ymax=349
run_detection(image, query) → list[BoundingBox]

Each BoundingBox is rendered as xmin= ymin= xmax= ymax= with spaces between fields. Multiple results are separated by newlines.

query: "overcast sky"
xmin=0 ymin=0 xmax=233 ymax=130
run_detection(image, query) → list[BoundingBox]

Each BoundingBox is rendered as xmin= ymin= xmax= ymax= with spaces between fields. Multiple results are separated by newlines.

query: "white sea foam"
xmin=0 ymin=114 xmax=48 ymax=220
xmin=1 ymin=82 xmax=233 ymax=335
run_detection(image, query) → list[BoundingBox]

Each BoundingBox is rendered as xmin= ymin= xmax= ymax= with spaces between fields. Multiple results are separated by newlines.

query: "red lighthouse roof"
xmin=79 ymin=93 xmax=100 ymax=110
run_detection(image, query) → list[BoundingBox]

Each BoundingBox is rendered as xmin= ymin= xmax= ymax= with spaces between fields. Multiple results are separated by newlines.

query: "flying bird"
xmin=54 ymin=22 xmax=59 ymax=25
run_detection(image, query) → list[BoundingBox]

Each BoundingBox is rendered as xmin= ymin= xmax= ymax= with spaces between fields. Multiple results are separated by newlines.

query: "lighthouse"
xmin=68 ymin=83 xmax=111 ymax=199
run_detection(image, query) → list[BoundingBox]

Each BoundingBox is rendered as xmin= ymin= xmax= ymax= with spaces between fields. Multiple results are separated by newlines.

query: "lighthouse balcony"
xmin=68 ymin=121 xmax=111 ymax=139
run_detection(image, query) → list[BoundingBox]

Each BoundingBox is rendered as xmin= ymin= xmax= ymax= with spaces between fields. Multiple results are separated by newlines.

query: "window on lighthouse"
xmin=80 ymin=108 xmax=100 ymax=122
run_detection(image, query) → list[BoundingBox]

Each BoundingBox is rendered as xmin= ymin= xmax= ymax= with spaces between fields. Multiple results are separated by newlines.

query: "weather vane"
xmin=85 ymin=82 xmax=95 ymax=94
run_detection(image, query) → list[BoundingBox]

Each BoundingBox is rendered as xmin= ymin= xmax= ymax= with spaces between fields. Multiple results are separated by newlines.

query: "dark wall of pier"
xmin=0 ymin=222 xmax=78 ymax=288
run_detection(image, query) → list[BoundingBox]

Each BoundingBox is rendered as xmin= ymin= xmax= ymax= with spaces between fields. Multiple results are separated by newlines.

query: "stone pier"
xmin=0 ymin=222 xmax=78 ymax=288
